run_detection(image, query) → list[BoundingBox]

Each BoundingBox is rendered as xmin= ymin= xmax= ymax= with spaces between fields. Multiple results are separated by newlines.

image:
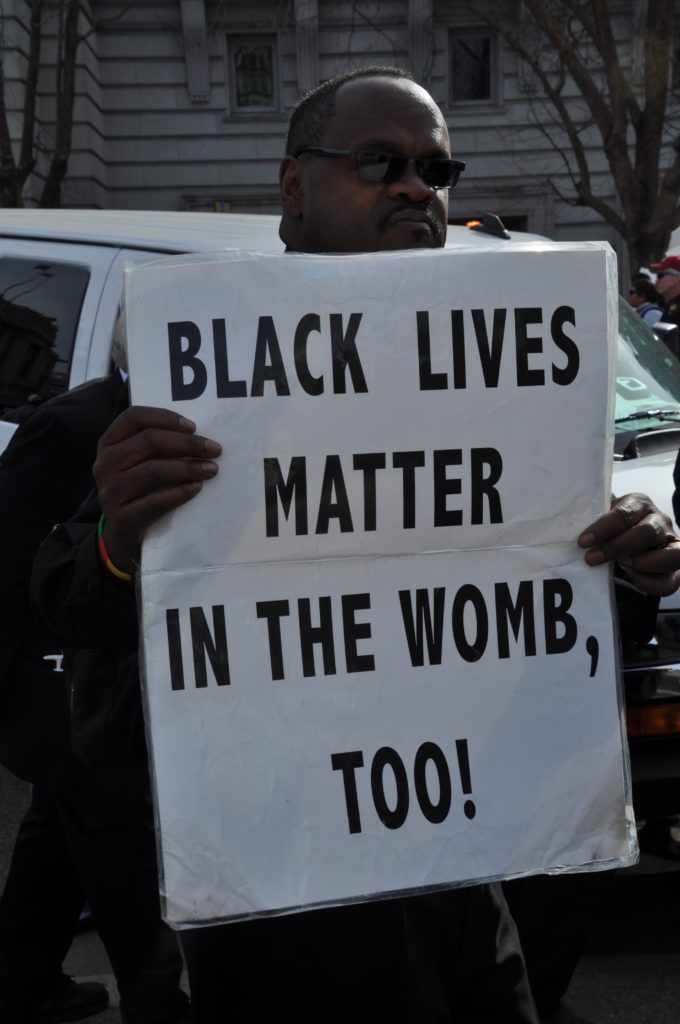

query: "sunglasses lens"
xmin=420 ymin=160 xmax=457 ymax=188
xmin=355 ymin=154 xmax=396 ymax=182
xmin=354 ymin=153 xmax=464 ymax=188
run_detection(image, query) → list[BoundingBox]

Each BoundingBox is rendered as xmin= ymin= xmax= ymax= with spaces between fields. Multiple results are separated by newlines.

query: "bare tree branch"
xmin=77 ymin=1 xmax=135 ymax=45
xmin=19 ymin=0 xmax=44 ymax=176
xmin=40 ymin=0 xmax=79 ymax=207
xmin=463 ymin=0 xmax=680 ymax=269
xmin=0 ymin=54 xmax=19 ymax=205
xmin=0 ymin=1 xmax=132 ymax=207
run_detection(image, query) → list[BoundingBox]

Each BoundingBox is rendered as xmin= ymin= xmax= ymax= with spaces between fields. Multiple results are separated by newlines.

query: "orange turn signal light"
xmin=627 ymin=703 xmax=680 ymax=738
xmin=466 ymin=219 xmax=482 ymax=228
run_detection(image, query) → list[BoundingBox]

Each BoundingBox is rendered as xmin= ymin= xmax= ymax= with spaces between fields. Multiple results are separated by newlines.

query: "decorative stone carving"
xmin=181 ymin=0 xmax=210 ymax=103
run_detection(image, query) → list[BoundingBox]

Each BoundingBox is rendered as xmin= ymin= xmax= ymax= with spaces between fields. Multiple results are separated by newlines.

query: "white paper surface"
xmin=125 ymin=243 xmax=636 ymax=927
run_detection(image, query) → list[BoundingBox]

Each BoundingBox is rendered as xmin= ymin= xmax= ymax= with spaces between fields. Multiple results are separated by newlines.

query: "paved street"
xmin=3 ymin=763 xmax=680 ymax=1024
xmin=565 ymin=858 xmax=680 ymax=1024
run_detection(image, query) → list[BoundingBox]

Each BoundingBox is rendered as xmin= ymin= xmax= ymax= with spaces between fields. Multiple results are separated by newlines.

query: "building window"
xmin=449 ymin=30 xmax=496 ymax=104
xmin=228 ymin=34 xmax=279 ymax=113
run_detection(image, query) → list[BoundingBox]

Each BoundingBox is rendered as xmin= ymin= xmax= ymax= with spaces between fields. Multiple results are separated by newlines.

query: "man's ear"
xmin=279 ymin=156 xmax=304 ymax=218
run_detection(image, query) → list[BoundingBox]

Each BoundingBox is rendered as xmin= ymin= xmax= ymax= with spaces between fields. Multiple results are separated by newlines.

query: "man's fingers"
xmin=582 ymin=517 xmax=675 ymax=565
xmin=95 ymin=426 xmax=221 ymax=479
xmin=112 ymin=480 xmax=207 ymax=535
xmin=624 ymin=541 xmax=680 ymax=584
xmin=579 ymin=493 xmax=676 ymax=567
xmin=578 ymin=492 xmax=680 ymax=597
xmin=92 ymin=405 xmax=222 ymax=570
xmin=97 ymin=457 xmax=219 ymax=513
xmin=578 ymin=493 xmax=665 ymax=549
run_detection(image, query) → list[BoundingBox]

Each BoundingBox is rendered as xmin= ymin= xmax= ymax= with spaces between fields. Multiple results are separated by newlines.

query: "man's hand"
xmin=578 ymin=493 xmax=680 ymax=596
xmin=93 ymin=405 xmax=221 ymax=573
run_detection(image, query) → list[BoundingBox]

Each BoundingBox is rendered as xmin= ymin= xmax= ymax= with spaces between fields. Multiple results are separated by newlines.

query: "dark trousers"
xmin=180 ymin=883 xmax=538 ymax=1023
xmin=0 ymin=782 xmax=189 ymax=1024
xmin=504 ymin=872 xmax=616 ymax=1018
xmin=0 ymin=786 xmax=83 ymax=1004
xmin=404 ymin=885 xmax=539 ymax=1023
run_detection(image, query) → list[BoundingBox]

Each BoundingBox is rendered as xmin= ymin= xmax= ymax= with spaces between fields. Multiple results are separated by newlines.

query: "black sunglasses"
xmin=295 ymin=147 xmax=466 ymax=189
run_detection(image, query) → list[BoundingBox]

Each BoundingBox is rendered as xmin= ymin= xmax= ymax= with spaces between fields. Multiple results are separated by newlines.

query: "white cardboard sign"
xmin=125 ymin=243 xmax=636 ymax=927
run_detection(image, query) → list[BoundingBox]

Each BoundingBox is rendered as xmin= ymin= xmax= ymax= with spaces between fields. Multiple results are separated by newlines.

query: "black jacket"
xmin=0 ymin=372 xmax=127 ymax=783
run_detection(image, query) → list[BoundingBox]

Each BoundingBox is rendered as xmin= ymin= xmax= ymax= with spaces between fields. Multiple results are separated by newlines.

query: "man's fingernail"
xmin=579 ymin=533 xmax=595 ymax=547
xmin=619 ymin=556 xmax=633 ymax=567
xmin=586 ymin=550 xmax=605 ymax=565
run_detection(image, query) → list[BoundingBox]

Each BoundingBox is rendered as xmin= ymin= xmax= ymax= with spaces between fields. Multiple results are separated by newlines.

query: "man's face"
xmin=655 ymin=270 xmax=680 ymax=302
xmin=280 ymin=77 xmax=452 ymax=253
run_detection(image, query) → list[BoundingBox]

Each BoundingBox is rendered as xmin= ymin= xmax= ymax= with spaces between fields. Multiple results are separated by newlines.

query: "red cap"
xmin=650 ymin=254 xmax=680 ymax=273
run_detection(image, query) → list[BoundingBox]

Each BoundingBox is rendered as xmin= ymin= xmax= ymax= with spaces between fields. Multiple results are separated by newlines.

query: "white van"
xmin=1 ymin=209 xmax=679 ymax=838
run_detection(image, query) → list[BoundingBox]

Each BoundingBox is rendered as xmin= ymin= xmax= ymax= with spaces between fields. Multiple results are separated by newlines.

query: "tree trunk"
xmin=39 ymin=0 xmax=81 ymax=208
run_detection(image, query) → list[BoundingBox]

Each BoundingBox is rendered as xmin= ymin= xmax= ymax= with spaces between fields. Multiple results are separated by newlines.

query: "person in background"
xmin=627 ymin=275 xmax=663 ymax=326
xmin=650 ymin=254 xmax=680 ymax=328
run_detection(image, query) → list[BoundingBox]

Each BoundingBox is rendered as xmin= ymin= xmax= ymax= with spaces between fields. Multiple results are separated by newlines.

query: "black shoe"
xmin=32 ymin=977 xmax=108 ymax=1024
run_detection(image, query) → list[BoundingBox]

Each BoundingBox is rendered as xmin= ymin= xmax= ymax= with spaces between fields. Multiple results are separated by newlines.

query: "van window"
xmin=615 ymin=300 xmax=680 ymax=454
xmin=617 ymin=302 xmax=680 ymax=415
xmin=0 ymin=257 xmax=89 ymax=414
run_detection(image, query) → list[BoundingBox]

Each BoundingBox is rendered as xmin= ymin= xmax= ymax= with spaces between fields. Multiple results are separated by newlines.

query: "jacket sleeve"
xmin=0 ymin=406 xmax=82 ymax=681
xmin=30 ymin=490 xmax=139 ymax=651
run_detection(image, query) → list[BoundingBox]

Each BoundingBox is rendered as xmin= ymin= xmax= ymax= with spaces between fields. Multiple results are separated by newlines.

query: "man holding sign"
xmin=32 ymin=67 xmax=680 ymax=1024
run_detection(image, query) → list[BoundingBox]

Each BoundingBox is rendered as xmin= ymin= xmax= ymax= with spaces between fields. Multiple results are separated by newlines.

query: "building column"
xmin=295 ymin=0 xmax=319 ymax=95
xmin=409 ymin=0 xmax=433 ymax=85
xmin=180 ymin=0 xmax=210 ymax=103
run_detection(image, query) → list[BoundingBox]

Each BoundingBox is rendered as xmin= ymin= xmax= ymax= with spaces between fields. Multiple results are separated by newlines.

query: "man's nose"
xmin=385 ymin=162 xmax=434 ymax=202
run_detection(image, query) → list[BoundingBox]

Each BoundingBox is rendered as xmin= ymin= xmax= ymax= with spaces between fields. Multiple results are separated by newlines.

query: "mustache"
xmin=379 ymin=200 xmax=445 ymax=244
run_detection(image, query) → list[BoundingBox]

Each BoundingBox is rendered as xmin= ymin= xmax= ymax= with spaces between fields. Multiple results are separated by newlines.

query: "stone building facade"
xmin=2 ymin=0 xmax=678 ymax=271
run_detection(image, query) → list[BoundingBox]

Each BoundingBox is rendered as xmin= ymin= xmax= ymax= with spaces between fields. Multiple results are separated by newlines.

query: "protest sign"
xmin=125 ymin=242 xmax=636 ymax=927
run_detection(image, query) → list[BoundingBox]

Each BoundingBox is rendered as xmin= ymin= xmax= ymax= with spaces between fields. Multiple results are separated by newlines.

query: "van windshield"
xmin=616 ymin=301 xmax=680 ymax=430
